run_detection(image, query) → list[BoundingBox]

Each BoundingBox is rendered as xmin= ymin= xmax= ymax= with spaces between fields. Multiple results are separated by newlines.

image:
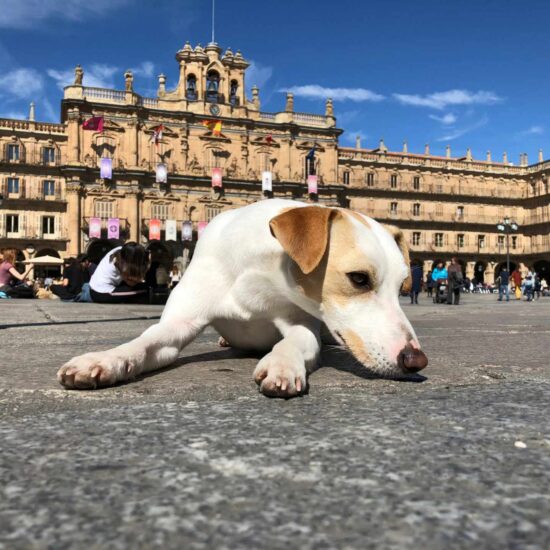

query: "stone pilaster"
xmin=66 ymin=182 xmax=82 ymax=255
xmin=67 ymin=108 xmax=81 ymax=164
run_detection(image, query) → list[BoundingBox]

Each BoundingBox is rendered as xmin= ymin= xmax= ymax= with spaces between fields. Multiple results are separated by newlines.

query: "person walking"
xmin=511 ymin=268 xmax=522 ymax=300
xmin=426 ymin=270 xmax=434 ymax=297
xmin=496 ymin=267 xmax=510 ymax=302
xmin=410 ymin=261 xmax=423 ymax=304
xmin=446 ymin=257 xmax=463 ymax=305
xmin=523 ymin=271 xmax=534 ymax=302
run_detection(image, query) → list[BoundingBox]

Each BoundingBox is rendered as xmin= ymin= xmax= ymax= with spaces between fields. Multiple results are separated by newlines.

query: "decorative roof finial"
xmin=486 ymin=150 xmax=492 ymax=163
xmin=445 ymin=145 xmax=451 ymax=158
xmin=28 ymin=101 xmax=35 ymax=122
xmin=402 ymin=140 xmax=408 ymax=153
xmin=424 ymin=143 xmax=430 ymax=155
xmin=285 ymin=92 xmax=294 ymax=112
xmin=539 ymin=149 xmax=544 ymax=163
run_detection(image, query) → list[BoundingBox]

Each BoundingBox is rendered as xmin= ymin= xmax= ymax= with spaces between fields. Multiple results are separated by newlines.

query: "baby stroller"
xmin=433 ymin=280 xmax=448 ymax=303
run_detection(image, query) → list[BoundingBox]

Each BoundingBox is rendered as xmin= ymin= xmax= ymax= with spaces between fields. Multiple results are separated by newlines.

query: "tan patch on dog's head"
xmin=345 ymin=210 xmax=371 ymax=229
xmin=384 ymin=224 xmax=412 ymax=294
xmin=341 ymin=329 xmax=373 ymax=366
xmin=270 ymin=206 xmax=340 ymax=274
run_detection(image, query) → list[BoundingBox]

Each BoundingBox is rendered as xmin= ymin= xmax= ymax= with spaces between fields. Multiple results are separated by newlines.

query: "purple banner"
xmin=100 ymin=157 xmax=112 ymax=179
xmin=107 ymin=218 xmax=119 ymax=239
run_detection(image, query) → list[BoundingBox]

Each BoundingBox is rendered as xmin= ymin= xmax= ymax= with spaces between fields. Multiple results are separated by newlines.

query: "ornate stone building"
xmin=0 ymin=41 xmax=549 ymax=282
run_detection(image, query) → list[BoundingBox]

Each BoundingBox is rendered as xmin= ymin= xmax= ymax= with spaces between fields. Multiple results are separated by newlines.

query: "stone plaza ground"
xmin=1 ymin=294 xmax=549 ymax=548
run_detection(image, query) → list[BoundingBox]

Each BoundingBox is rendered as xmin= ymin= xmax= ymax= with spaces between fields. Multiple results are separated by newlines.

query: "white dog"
xmin=58 ymin=199 xmax=427 ymax=397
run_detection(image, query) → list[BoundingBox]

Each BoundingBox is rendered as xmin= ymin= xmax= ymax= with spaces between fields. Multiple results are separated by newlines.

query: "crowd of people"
xmin=0 ymin=244 xmax=184 ymax=304
xmin=413 ymin=259 xmax=548 ymax=305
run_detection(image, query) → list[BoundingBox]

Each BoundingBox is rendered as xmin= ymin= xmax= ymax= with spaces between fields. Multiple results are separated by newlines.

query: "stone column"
xmin=466 ymin=261 xmax=476 ymax=280
xmin=67 ymin=108 xmax=81 ymax=164
xmin=66 ymin=182 xmax=82 ymax=256
xmin=128 ymin=187 xmax=141 ymax=243
xmin=128 ymin=117 xmax=139 ymax=168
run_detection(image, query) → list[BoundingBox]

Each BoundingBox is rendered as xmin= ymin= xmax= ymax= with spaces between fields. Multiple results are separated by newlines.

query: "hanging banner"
xmin=307 ymin=175 xmax=318 ymax=194
xmin=149 ymin=218 xmax=161 ymax=241
xmin=100 ymin=157 xmax=112 ymax=179
xmin=156 ymin=163 xmax=167 ymax=184
xmin=182 ymin=221 xmax=193 ymax=241
xmin=107 ymin=218 xmax=119 ymax=239
xmin=165 ymin=219 xmax=177 ymax=241
xmin=211 ymin=167 xmax=223 ymax=188
xmin=197 ymin=221 xmax=208 ymax=238
xmin=89 ymin=217 xmax=101 ymax=239
xmin=262 ymin=171 xmax=272 ymax=192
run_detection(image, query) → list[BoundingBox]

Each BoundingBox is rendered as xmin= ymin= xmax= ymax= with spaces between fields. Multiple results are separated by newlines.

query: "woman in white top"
xmin=169 ymin=263 xmax=182 ymax=289
xmin=89 ymin=242 xmax=150 ymax=303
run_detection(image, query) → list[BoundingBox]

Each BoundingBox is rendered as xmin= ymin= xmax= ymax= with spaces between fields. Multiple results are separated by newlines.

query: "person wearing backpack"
xmin=447 ymin=257 xmax=463 ymax=305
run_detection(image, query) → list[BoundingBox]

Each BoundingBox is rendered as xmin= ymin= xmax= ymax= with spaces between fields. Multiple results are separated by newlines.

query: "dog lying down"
xmin=58 ymin=199 xmax=427 ymax=398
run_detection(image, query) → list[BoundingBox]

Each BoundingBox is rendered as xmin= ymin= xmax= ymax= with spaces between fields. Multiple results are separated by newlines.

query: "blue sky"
xmin=0 ymin=0 xmax=548 ymax=163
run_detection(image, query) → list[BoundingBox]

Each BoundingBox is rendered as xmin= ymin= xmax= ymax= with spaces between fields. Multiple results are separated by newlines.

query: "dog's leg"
xmin=57 ymin=316 xmax=208 ymax=389
xmin=253 ymin=317 xmax=321 ymax=398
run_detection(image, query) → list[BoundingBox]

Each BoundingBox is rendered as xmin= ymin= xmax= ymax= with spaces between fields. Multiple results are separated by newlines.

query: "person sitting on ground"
xmin=89 ymin=242 xmax=151 ymax=304
xmin=0 ymin=248 xmax=33 ymax=298
xmin=50 ymin=254 xmax=90 ymax=301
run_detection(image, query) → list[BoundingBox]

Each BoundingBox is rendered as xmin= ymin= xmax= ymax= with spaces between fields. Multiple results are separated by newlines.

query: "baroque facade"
xmin=0 ymin=41 xmax=549 ymax=283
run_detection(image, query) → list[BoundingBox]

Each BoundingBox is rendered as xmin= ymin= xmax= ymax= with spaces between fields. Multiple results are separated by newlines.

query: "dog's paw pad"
xmin=217 ymin=336 xmax=231 ymax=348
xmin=57 ymin=355 xmax=120 ymax=390
xmin=254 ymin=357 xmax=306 ymax=398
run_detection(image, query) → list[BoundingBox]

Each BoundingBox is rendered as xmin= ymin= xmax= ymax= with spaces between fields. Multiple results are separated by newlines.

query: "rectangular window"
xmin=366 ymin=173 xmax=374 ymax=186
xmin=413 ymin=176 xmax=420 ymax=190
xmin=7 ymin=177 xmax=19 ymax=194
xmin=151 ymin=203 xmax=169 ymax=220
xmin=42 ymin=216 xmax=55 ymax=235
xmin=343 ymin=171 xmax=350 ymax=185
xmin=390 ymin=174 xmax=398 ymax=188
xmin=42 ymin=147 xmax=55 ymax=164
xmin=436 ymin=203 xmax=443 ymax=217
xmin=43 ymin=180 xmax=55 ymax=196
xmin=206 ymin=206 xmax=222 ymax=222
xmin=434 ymin=233 xmax=444 ymax=247
xmin=390 ymin=202 xmax=398 ymax=215
xmin=456 ymin=206 xmax=464 ymax=219
xmin=511 ymin=236 xmax=517 ymax=250
xmin=8 ymin=144 xmax=20 ymax=161
xmin=436 ymin=184 xmax=443 ymax=193
xmin=94 ymin=200 xmax=113 ymax=219
xmin=412 ymin=232 xmax=421 ymax=246
xmin=413 ymin=203 xmax=420 ymax=216
xmin=7 ymin=214 xmax=19 ymax=233
xmin=497 ymin=235 xmax=505 ymax=247
xmin=478 ymin=235 xmax=486 ymax=249
xmin=457 ymin=234 xmax=465 ymax=248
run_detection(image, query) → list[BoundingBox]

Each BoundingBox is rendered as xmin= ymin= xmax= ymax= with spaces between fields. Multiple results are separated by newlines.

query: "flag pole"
xmin=211 ymin=0 xmax=215 ymax=43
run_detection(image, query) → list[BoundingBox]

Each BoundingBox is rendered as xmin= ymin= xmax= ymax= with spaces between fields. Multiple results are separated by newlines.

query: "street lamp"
xmin=496 ymin=217 xmax=519 ymax=275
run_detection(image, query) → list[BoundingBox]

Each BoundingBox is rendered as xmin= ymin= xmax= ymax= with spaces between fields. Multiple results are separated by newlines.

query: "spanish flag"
xmin=202 ymin=120 xmax=222 ymax=136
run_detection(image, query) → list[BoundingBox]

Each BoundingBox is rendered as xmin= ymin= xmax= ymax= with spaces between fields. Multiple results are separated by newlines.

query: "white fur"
xmin=57 ymin=199 xmax=422 ymax=396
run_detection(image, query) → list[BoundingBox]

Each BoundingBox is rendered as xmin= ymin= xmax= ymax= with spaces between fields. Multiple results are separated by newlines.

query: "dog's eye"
xmin=347 ymin=272 xmax=372 ymax=289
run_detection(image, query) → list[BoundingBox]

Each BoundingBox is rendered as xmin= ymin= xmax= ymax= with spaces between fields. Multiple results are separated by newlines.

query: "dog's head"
xmin=270 ymin=205 xmax=427 ymax=377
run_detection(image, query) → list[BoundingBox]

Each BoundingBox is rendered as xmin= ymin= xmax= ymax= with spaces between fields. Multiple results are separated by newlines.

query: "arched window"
xmin=206 ymin=70 xmax=220 ymax=103
xmin=186 ymin=74 xmax=197 ymax=100
xmin=229 ymin=79 xmax=239 ymax=106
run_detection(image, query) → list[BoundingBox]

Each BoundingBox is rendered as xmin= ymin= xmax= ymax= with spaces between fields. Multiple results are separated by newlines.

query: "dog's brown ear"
xmin=384 ymin=224 xmax=412 ymax=293
xmin=270 ymin=207 xmax=338 ymax=274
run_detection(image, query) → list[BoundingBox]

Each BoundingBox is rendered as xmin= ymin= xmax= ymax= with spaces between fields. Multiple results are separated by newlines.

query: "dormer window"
xmin=186 ymin=74 xmax=197 ymax=100
xmin=229 ymin=80 xmax=239 ymax=106
xmin=206 ymin=70 xmax=220 ymax=103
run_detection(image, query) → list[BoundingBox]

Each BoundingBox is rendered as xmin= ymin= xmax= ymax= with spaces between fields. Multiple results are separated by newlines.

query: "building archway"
xmin=534 ymin=260 xmax=550 ymax=280
xmin=86 ymin=238 xmax=120 ymax=264
xmin=473 ymin=261 xmax=487 ymax=284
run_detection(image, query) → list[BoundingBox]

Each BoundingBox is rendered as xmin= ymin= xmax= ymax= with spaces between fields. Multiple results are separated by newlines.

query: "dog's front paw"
xmin=57 ymin=352 xmax=135 ymax=390
xmin=254 ymin=353 xmax=307 ymax=398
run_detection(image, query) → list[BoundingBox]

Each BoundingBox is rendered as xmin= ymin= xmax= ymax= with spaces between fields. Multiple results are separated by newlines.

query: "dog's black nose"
xmin=398 ymin=345 xmax=428 ymax=372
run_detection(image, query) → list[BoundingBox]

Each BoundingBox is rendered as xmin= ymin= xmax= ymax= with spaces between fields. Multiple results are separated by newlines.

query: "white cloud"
xmin=0 ymin=0 xmax=131 ymax=28
xmin=436 ymin=115 xmax=489 ymax=142
xmin=394 ymin=89 xmax=502 ymax=110
xmin=342 ymin=130 xmax=368 ymax=146
xmin=130 ymin=61 xmax=155 ymax=78
xmin=246 ymin=60 xmax=273 ymax=90
xmin=0 ymin=68 xmax=43 ymax=99
xmin=283 ymin=85 xmax=384 ymax=102
xmin=520 ymin=125 xmax=544 ymax=136
xmin=429 ymin=113 xmax=457 ymax=125
xmin=48 ymin=63 xmax=119 ymax=89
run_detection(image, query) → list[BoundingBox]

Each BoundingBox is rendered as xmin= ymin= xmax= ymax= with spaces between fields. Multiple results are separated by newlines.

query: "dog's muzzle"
xmin=397 ymin=345 xmax=428 ymax=372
